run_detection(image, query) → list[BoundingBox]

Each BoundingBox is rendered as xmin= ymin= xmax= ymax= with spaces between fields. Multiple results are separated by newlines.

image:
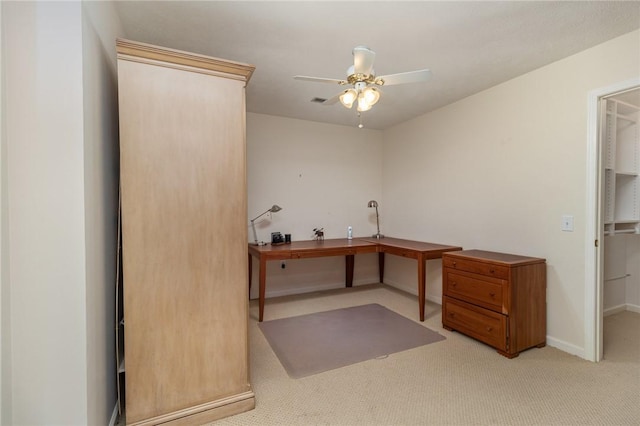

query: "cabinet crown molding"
xmin=116 ymin=38 xmax=255 ymax=83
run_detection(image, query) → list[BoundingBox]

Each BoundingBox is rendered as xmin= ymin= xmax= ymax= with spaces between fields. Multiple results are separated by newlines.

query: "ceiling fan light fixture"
xmin=357 ymin=100 xmax=372 ymax=112
xmin=294 ymin=45 xmax=430 ymax=126
xmin=357 ymin=87 xmax=380 ymax=112
xmin=339 ymin=88 xmax=357 ymax=109
xmin=363 ymin=87 xmax=380 ymax=105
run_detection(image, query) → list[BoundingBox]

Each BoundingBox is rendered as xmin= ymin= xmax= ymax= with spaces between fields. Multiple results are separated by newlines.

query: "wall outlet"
xmin=561 ymin=215 xmax=574 ymax=232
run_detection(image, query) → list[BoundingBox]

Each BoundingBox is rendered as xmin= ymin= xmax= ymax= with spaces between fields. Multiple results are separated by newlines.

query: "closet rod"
xmin=604 ymin=274 xmax=631 ymax=282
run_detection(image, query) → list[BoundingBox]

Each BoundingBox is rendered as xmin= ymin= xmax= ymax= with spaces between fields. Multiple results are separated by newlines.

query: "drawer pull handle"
xmin=489 ymin=269 xmax=495 ymax=274
xmin=486 ymin=326 xmax=493 ymax=332
xmin=451 ymin=281 xmax=457 ymax=287
xmin=489 ymin=292 xmax=496 ymax=298
xmin=448 ymin=313 xmax=455 ymax=318
xmin=452 ymin=261 xmax=457 ymax=267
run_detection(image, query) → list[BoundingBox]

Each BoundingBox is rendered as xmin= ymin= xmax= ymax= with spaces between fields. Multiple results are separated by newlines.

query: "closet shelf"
xmin=615 ymin=98 xmax=640 ymax=113
xmin=607 ymin=110 xmax=637 ymax=123
xmin=616 ymin=171 xmax=639 ymax=177
xmin=605 ymin=229 xmax=638 ymax=236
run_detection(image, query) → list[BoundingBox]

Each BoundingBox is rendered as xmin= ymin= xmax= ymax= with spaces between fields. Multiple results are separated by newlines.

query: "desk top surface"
xmin=360 ymin=237 xmax=462 ymax=253
xmin=249 ymin=237 xmax=461 ymax=256
xmin=248 ymin=238 xmax=375 ymax=254
xmin=443 ymin=249 xmax=545 ymax=265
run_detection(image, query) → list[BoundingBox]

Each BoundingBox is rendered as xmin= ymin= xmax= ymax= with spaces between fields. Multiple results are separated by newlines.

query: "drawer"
xmin=291 ymin=248 xmax=356 ymax=259
xmin=443 ymin=256 xmax=509 ymax=279
xmin=443 ymin=296 xmax=507 ymax=351
xmin=445 ymin=271 xmax=505 ymax=313
xmin=379 ymin=245 xmax=417 ymax=259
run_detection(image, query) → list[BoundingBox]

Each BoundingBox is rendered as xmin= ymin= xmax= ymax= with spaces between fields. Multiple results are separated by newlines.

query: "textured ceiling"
xmin=114 ymin=1 xmax=640 ymax=130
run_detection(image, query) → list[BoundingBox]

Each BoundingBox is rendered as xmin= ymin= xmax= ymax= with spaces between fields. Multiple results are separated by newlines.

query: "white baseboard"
xmin=383 ymin=279 xmax=416 ymax=295
xmin=383 ymin=280 xmax=443 ymax=306
xmin=263 ymin=282 xmax=344 ymax=299
xmin=556 ymin=303 xmax=640 ymax=359
xmin=604 ymin=304 xmax=627 ymax=317
xmin=604 ymin=303 xmax=640 ymax=316
xmin=257 ymin=278 xmax=380 ymax=300
xmin=626 ymin=303 xmax=640 ymax=313
xmin=426 ymin=294 xmax=442 ymax=306
xmin=545 ymin=336 xmax=585 ymax=359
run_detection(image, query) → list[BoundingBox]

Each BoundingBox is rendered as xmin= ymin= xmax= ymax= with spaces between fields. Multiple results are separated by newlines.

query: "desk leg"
xmin=345 ymin=255 xmax=354 ymax=287
xmin=259 ymin=257 xmax=267 ymax=322
xmin=378 ymin=252 xmax=385 ymax=283
xmin=418 ymin=255 xmax=426 ymax=322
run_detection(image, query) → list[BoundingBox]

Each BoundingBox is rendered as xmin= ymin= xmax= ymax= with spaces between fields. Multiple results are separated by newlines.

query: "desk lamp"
xmin=250 ymin=204 xmax=282 ymax=245
xmin=368 ymin=200 xmax=384 ymax=239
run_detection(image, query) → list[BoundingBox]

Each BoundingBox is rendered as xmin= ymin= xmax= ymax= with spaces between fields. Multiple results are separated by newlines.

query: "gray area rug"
xmin=258 ymin=303 xmax=445 ymax=378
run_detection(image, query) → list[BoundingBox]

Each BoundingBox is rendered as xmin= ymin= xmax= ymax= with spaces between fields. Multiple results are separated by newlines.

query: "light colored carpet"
xmin=213 ymin=284 xmax=639 ymax=425
xmin=258 ymin=303 xmax=445 ymax=378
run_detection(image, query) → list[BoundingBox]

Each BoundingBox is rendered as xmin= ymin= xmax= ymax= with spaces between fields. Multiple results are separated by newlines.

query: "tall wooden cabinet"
xmin=117 ymin=39 xmax=255 ymax=425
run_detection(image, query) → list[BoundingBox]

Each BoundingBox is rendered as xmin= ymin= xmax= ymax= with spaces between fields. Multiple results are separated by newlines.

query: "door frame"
xmin=585 ymin=77 xmax=640 ymax=362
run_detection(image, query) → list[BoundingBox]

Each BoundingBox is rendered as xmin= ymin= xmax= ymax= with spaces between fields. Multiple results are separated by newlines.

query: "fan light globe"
xmin=339 ymin=89 xmax=357 ymax=109
xmin=356 ymin=87 xmax=380 ymax=112
xmin=363 ymin=87 xmax=380 ymax=104
xmin=357 ymin=99 xmax=372 ymax=112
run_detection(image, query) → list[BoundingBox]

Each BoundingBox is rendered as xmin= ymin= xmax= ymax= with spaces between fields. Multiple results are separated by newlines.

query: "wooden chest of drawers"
xmin=442 ymin=250 xmax=546 ymax=358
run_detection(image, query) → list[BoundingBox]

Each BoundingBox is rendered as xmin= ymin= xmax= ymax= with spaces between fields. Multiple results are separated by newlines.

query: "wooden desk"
xmin=248 ymin=239 xmax=377 ymax=322
xmin=360 ymin=237 xmax=463 ymax=321
xmin=248 ymin=238 xmax=462 ymax=322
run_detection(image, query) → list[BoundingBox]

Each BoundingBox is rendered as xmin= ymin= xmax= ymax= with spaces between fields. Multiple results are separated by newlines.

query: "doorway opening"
xmin=586 ymin=79 xmax=640 ymax=362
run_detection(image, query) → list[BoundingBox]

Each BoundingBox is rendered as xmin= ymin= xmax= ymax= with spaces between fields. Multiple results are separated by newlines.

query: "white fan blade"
xmin=376 ymin=69 xmax=432 ymax=86
xmin=353 ymin=46 xmax=376 ymax=75
xmin=294 ymin=75 xmax=346 ymax=85
xmin=322 ymin=91 xmax=344 ymax=105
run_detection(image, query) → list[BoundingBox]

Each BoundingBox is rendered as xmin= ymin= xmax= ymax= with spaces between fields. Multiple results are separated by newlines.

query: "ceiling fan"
xmin=294 ymin=45 xmax=432 ymax=115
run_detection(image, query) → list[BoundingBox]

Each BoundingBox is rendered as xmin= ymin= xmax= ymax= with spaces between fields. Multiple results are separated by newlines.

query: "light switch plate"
xmin=561 ymin=215 xmax=574 ymax=232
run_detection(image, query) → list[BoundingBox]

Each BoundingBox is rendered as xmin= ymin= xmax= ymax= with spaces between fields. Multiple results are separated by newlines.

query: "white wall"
xmin=4 ymin=2 xmax=88 ymax=423
xmin=382 ymin=30 xmax=640 ymax=357
xmin=2 ymin=1 xmax=123 ymax=424
xmin=0 ymin=2 xmax=7 ymax=423
xmin=247 ymin=113 xmax=383 ymax=298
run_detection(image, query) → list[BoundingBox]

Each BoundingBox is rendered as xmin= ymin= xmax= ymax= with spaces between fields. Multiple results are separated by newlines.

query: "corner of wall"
xmin=81 ymin=2 xmax=125 ymax=424
xmin=0 ymin=0 xmax=15 ymax=421
xmin=0 ymin=2 xmax=11 ymax=423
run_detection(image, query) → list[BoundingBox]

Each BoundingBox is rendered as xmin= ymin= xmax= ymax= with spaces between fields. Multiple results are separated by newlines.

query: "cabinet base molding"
xmin=128 ymin=390 xmax=256 ymax=426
